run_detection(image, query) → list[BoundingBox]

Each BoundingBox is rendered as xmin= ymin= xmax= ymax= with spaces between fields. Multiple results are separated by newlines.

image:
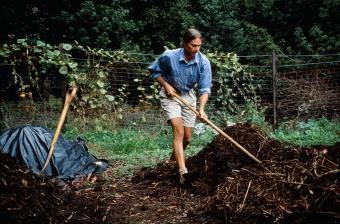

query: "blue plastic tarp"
xmin=0 ymin=125 xmax=109 ymax=180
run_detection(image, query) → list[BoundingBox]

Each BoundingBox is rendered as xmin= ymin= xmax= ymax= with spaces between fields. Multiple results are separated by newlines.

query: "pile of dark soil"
xmin=186 ymin=124 xmax=340 ymax=223
xmin=1 ymin=123 xmax=339 ymax=223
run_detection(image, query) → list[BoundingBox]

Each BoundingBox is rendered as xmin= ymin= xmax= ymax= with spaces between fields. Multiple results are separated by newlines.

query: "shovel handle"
xmin=172 ymin=92 xmax=262 ymax=164
xmin=40 ymin=87 xmax=78 ymax=173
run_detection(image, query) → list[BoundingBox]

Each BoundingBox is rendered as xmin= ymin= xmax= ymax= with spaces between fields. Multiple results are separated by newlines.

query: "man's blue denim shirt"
xmin=148 ymin=48 xmax=212 ymax=95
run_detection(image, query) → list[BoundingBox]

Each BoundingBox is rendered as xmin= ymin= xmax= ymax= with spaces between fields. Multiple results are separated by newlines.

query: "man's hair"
xmin=182 ymin=28 xmax=202 ymax=44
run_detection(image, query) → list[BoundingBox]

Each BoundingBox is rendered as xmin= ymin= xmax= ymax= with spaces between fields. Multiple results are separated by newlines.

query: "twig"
xmin=316 ymin=192 xmax=331 ymax=209
xmin=318 ymin=169 xmax=340 ymax=178
xmin=276 ymin=180 xmax=336 ymax=191
xmin=323 ymin=158 xmax=339 ymax=167
xmin=238 ymin=180 xmax=252 ymax=212
xmin=241 ymin=168 xmax=257 ymax=176
xmin=264 ymin=172 xmax=286 ymax=176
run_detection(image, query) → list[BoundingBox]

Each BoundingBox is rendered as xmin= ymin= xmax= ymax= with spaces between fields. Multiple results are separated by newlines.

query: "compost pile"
xmin=192 ymin=124 xmax=340 ymax=223
xmin=1 ymin=123 xmax=339 ymax=223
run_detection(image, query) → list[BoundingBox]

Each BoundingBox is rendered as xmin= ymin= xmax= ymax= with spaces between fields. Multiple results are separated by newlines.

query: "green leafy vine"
xmin=1 ymin=39 xmax=259 ymax=127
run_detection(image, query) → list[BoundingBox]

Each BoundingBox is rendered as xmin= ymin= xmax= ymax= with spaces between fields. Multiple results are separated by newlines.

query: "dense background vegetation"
xmin=1 ymin=0 xmax=339 ymax=54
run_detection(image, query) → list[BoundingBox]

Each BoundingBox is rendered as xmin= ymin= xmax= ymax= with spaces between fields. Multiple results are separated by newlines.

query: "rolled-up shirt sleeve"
xmin=148 ymin=59 xmax=162 ymax=79
xmin=148 ymin=52 xmax=172 ymax=79
xmin=197 ymin=59 xmax=212 ymax=95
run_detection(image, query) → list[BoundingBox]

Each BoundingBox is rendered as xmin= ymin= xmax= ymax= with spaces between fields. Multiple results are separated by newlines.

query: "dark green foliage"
xmin=0 ymin=0 xmax=338 ymax=54
xmin=50 ymin=0 xmax=139 ymax=49
xmin=269 ymin=0 xmax=340 ymax=54
xmin=127 ymin=0 xmax=195 ymax=53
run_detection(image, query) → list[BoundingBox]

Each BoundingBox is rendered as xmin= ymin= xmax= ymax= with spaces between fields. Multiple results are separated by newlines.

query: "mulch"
xmin=1 ymin=123 xmax=339 ymax=223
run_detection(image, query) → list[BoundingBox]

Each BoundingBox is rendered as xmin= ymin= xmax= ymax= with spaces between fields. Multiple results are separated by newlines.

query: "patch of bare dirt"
xmin=1 ymin=123 xmax=339 ymax=223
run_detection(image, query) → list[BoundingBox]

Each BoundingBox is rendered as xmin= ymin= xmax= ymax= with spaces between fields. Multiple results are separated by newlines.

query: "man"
xmin=148 ymin=28 xmax=212 ymax=184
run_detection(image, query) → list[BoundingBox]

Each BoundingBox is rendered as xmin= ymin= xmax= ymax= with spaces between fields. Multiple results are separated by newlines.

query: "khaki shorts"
xmin=159 ymin=88 xmax=197 ymax=127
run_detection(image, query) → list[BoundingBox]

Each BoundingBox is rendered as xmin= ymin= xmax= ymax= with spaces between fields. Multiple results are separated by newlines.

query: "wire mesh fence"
xmin=277 ymin=67 xmax=339 ymax=119
xmin=247 ymin=53 xmax=340 ymax=129
xmin=0 ymin=52 xmax=339 ymax=130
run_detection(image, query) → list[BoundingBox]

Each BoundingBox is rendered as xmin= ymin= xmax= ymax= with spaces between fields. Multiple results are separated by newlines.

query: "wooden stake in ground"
xmin=40 ymin=87 xmax=77 ymax=173
xmin=172 ymin=92 xmax=262 ymax=164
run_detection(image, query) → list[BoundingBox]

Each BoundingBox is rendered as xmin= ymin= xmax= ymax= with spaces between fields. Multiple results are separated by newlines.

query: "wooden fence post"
xmin=272 ymin=51 xmax=278 ymax=130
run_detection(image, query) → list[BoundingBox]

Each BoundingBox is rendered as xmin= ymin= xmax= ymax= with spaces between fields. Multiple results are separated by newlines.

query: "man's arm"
xmin=156 ymin=76 xmax=176 ymax=96
xmin=198 ymin=93 xmax=209 ymax=119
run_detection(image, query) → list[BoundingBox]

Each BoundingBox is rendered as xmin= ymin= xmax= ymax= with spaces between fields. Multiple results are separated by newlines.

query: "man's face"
xmin=184 ymin=38 xmax=202 ymax=57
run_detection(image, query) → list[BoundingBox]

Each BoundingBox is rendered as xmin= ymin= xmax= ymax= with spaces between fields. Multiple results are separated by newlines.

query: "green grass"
xmin=3 ymin=98 xmax=338 ymax=176
xmin=271 ymin=117 xmax=340 ymax=147
xmin=210 ymin=102 xmax=339 ymax=148
xmin=62 ymin=111 xmax=339 ymax=176
xmin=63 ymin=125 xmax=216 ymax=176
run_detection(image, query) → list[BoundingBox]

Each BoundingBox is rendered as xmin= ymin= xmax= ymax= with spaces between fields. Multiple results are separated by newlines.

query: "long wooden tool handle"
xmin=173 ymin=92 xmax=262 ymax=164
xmin=40 ymin=87 xmax=78 ymax=173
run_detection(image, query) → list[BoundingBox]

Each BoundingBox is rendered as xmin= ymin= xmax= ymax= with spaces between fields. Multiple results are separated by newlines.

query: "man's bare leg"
xmin=170 ymin=117 xmax=186 ymax=171
xmin=170 ymin=125 xmax=192 ymax=161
